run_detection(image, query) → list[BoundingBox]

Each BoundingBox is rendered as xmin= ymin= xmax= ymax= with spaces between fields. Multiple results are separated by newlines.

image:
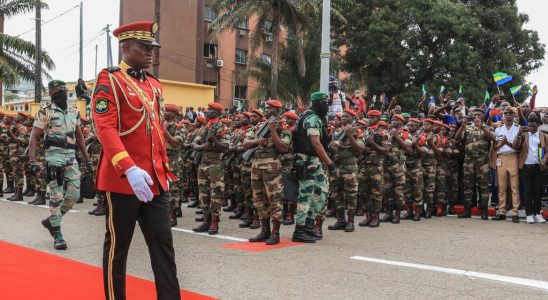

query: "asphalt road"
xmin=1 ymin=196 xmax=548 ymax=299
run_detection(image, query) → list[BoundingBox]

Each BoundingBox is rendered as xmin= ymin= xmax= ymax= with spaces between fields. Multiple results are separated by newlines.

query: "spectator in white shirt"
xmin=492 ymin=107 xmax=521 ymax=223
xmin=515 ymin=114 xmax=548 ymax=223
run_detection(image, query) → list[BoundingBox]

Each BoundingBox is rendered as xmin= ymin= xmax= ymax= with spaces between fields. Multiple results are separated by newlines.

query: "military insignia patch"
xmin=95 ymin=98 xmax=109 ymax=114
xmin=94 ymin=85 xmax=110 ymax=95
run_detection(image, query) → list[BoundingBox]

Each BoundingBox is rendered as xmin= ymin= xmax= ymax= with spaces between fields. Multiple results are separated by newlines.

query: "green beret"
xmin=401 ymin=113 xmax=410 ymax=118
xmin=310 ymin=92 xmax=329 ymax=101
xmin=381 ymin=117 xmax=389 ymax=121
xmin=48 ymin=80 xmax=66 ymax=90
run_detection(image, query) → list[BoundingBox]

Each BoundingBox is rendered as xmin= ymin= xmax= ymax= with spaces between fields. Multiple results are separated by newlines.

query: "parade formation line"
xmin=350 ymin=256 xmax=548 ymax=291
xmin=0 ymin=240 xmax=217 ymax=300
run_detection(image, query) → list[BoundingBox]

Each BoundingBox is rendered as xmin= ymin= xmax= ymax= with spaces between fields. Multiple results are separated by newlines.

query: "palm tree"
xmin=0 ymin=0 xmax=53 ymax=87
xmin=210 ymin=0 xmax=322 ymax=100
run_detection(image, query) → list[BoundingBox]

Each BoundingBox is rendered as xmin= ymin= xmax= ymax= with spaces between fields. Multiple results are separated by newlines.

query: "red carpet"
xmin=222 ymin=238 xmax=303 ymax=252
xmin=0 ymin=240 xmax=216 ymax=300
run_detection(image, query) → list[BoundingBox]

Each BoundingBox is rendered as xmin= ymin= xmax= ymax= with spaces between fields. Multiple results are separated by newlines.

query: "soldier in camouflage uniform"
xmin=433 ymin=122 xmax=448 ymax=217
xmin=421 ymin=119 xmax=441 ymax=218
xmin=327 ymin=109 xmax=363 ymax=232
xmin=192 ymin=103 xmax=229 ymax=235
xmin=292 ymin=92 xmax=334 ymax=243
xmin=22 ymin=115 xmax=36 ymax=197
xmin=357 ymin=110 xmax=390 ymax=228
xmin=226 ymin=114 xmax=247 ymax=220
xmin=455 ymin=108 xmax=495 ymax=219
xmin=381 ymin=114 xmax=410 ymax=224
xmin=176 ymin=119 xmax=191 ymax=208
xmin=28 ymin=80 xmax=89 ymax=250
xmin=239 ymin=111 xmax=260 ymax=229
xmin=326 ymin=114 xmax=343 ymax=218
xmin=163 ymin=104 xmax=186 ymax=226
xmin=28 ymin=116 xmax=48 ymax=205
xmin=244 ymin=100 xmax=290 ymax=245
xmin=222 ymin=115 xmax=242 ymax=213
xmin=2 ymin=115 xmax=14 ymax=195
xmin=184 ymin=117 xmax=205 ymax=209
xmin=402 ymin=118 xmax=426 ymax=221
xmin=444 ymin=125 xmax=460 ymax=214
xmin=281 ymin=111 xmax=298 ymax=225
xmin=7 ymin=112 xmax=28 ymax=201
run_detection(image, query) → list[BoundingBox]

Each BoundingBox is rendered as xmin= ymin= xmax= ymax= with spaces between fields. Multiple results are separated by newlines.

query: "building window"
xmin=204 ymin=43 xmax=217 ymax=58
xmin=234 ymin=85 xmax=247 ymax=100
xmin=203 ymin=81 xmax=217 ymax=87
xmin=260 ymin=54 xmax=271 ymax=64
xmin=204 ymin=5 xmax=216 ymax=21
xmin=235 ymin=49 xmax=248 ymax=65
xmin=236 ymin=18 xmax=248 ymax=29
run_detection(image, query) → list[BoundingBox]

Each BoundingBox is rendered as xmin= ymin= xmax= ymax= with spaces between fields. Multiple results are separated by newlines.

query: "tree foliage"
xmin=337 ymin=0 xmax=545 ymax=110
xmin=0 ymin=0 xmax=53 ymax=87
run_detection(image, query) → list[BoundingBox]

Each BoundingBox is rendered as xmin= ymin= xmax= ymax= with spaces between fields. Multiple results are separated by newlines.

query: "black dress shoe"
xmin=492 ymin=214 xmax=506 ymax=221
xmin=512 ymin=216 xmax=519 ymax=223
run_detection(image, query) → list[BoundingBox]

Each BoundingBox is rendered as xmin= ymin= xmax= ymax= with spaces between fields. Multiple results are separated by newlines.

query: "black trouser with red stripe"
xmin=103 ymin=191 xmax=180 ymax=300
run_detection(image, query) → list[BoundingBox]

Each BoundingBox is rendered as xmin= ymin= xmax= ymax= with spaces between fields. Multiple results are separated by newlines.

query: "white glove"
xmin=125 ymin=166 xmax=154 ymax=203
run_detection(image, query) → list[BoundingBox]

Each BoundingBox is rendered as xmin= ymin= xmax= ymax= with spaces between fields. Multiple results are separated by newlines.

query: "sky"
xmin=3 ymin=0 xmax=547 ymax=105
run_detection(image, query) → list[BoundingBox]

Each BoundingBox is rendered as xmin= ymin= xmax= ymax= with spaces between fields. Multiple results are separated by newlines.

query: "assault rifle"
xmin=242 ymin=111 xmax=284 ymax=162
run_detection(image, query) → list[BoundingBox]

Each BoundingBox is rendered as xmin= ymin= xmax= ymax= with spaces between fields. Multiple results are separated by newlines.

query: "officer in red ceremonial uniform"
xmin=91 ymin=21 xmax=180 ymax=300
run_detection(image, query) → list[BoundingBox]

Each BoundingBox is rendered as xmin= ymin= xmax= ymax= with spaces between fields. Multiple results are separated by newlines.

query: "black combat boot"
xmin=458 ymin=202 xmax=471 ymax=218
xmin=193 ymin=214 xmax=211 ymax=232
xmin=9 ymin=187 xmax=23 ymax=201
xmin=30 ymin=190 xmax=46 ymax=205
xmin=3 ymin=180 xmax=14 ymax=194
xmin=266 ymin=220 xmax=281 ymax=245
xmin=381 ymin=209 xmax=393 ymax=222
xmin=239 ymin=207 xmax=252 ymax=228
xmin=94 ymin=198 xmax=107 ymax=216
xmin=250 ymin=209 xmax=261 ymax=229
xmin=88 ymin=197 xmax=102 ymax=215
xmin=392 ymin=208 xmax=401 ymax=224
xmin=292 ymin=224 xmax=316 ymax=243
xmin=328 ymin=209 xmax=347 ymax=230
xmin=305 ymin=217 xmax=322 ymax=240
xmin=223 ymin=194 xmax=237 ymax=212
xmin=175 ymin=207 xmax=182 ymax=218
xmin=22 ymin=180 xmax=31 ymax=196
xmin=249 ymin=218 xmax=271 ymax=242
xmin=480 ymin=204 xmax=489 ymax=220
xmin=53 ymin=227 xmax=67 ymax=250
xmin=229 ymin=205 xmax=243 ymax=219
xmin=41 ymin=217 xmax=55 ymax=237
xmin=344 ymin=211 xmax=355 ymax=232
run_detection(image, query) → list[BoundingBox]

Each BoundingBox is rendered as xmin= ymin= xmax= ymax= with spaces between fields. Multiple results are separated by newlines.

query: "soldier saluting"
xmin=91 ymin=21 xmax=181 ymax=300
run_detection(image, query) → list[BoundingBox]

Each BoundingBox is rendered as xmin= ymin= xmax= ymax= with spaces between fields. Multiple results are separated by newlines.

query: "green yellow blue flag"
xmin=493 ymin=72 xmax=513 ymax=86
xmin=528 ymin=89 xmax=534 ymax=97
xmin=484 ymin=90 xmax=490 ymax=103
xmin=439 ymin=85 xmax=447 ymax=95
xmin=510 ymin=85 xmax=522 ymax=97
xmin=457 ymin=86 xmax=463 ymax=98
xmin=422 ymin=84 xmax=427 ymax=95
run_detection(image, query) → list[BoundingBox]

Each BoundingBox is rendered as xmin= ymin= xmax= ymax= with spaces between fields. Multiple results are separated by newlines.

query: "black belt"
xmin=45 ymin=141 xmax=77 ymax=150
xmin=524 ymin=164 xmax=540 ymax=168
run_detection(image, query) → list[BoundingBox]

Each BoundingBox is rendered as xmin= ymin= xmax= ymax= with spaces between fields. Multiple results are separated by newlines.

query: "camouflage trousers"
xmin=189 ymin=162 xmax=199 ymax=201
xmin=384 ymin=160 xmax=406 ymax=209
xmin=358 ymin=161 xmax=384 ymax=214
xmin=46 ymin=154 xmax=80 ymax=228
xmin=295 ymin=154 xmax=328 ymax=225
xmin=251 ymin=158 xmax=284 ymax=222
xmin=35 ymin=153 xmax=47 ymax=192
xmin=422 ymin=157 xmax=437 ymax=205
xmin=435 ymin=159 xmax=447 ymax=205
xmin=197 ymin=158 xmax=224 ymax=216
xmin=240 ymin=162 xmax=253 ymax=208
xmin=224 ymin=160 xmax=233 ymax=204
xmin=10 ymin=156 xmax=24 ymax=188
xmin=404 ymin=158 xmax=424 ymax=206
xmin=331 ymin=160 xmax=358 ymax=213
xmin=463 ymin=155 xmax=489 ymax=206
xmin=4 ymin=154 xmax=12 ymax=183
xmin=230 ymin=161 xmax=242 ymax=205
xmin=167 ymin=153 xmax=180 ymax=209
xmin=446 ymin=159 xmax=459 ymax=204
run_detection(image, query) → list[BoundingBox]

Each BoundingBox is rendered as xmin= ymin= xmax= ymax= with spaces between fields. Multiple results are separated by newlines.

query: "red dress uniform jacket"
xmin=91 ymin=61 xmax=170 ymax=195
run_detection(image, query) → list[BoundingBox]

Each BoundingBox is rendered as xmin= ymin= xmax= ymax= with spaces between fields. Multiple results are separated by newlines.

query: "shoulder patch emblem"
xmin=94 ymin=85 xmax=110 ymax=95
xmin=105 ymin=67 xmax=121 ymax=73
xmin=95 ymin=98 xmax=109 ymax=114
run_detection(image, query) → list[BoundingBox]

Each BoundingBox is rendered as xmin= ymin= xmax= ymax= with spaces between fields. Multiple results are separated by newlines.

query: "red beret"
xmin=196 ymin=116 xmax=206 ymax=124
xmin=343 ymin=109 xmax=356 ymax=117
xmin=379 ymin=121 xmax=388 ymax=127
xmin=392 ymin=114 xmax=405 ymax=122
xmin=266 ymin=99 xmax=283 ymax=108
xmin=220 ymin=118 xmax=230 ymax=124
xmin=181 ymin=120 xmax=189 ymax=124
xmin=367 ymin=110 xmax=382 ymax=117
xmin=17 ymin=112 xmax=28 ymax=118
xmin=442 ymin=123 xmax=451 ymax=129
xmin=424 ymin=119 xmax=436 ymax=124
xmin=0 ymin=111 xmax=6 ymax=115
xmin=28 ymin=115 xmax=35 ymax=120
xmin=284 ymin=112 xmax=298 ymax=120
xmin=208 ymin=102 xmax=224 ymax=111
xmin=357 ymin=119 xmax=368 ymax=126
xmin=251 ymin=109 xmax=265 ymax=118
xmin=6 ymin=115 xmax=14 ymax=119
xmin=409 ymin=118 xmax=421 ymax=123
xmin=242 ymin=112 xmax=251 ymax=119
xmin=336 ymin=114 xmax=342 ymax=120
xmin=165 ymin=103 xmax=179 ymax=113
xmin=235 ymin=114 xmax=243 ymax=118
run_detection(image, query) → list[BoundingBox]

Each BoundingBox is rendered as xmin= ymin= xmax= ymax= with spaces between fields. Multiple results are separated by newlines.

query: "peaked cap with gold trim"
xmin=113 ymin=21 xmax=160 ymax=47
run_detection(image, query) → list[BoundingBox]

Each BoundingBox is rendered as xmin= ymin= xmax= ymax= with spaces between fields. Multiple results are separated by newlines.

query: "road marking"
xmin=350 ymin=256 xmax=548 ymax=291
xmin=0 ymin=198 xmax=79 ymax=213
xmin=171 ymin=227 xmax=247 ymax=242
